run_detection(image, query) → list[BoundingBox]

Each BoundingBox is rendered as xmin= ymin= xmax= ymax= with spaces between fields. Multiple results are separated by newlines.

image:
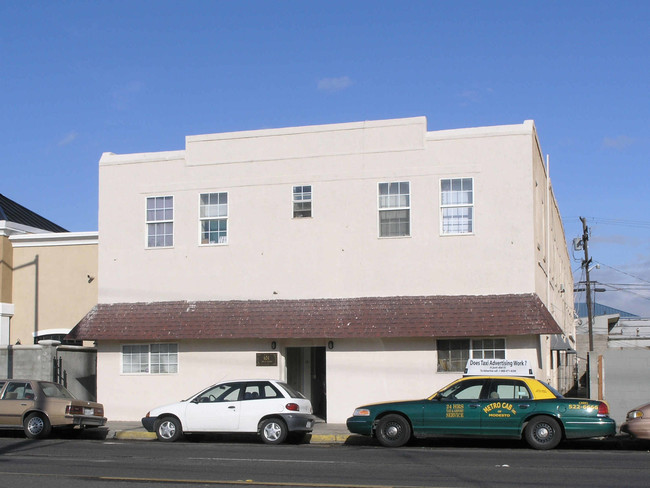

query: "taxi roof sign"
xmin=464 ymin=359 xmax=534 ymax=377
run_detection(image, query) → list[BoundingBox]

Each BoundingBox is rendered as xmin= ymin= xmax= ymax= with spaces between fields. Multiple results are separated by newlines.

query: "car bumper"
xmin=620 ymin=419 xmax=650 ymax=439
xmin=68 ymin=415 xmax=107 ymax=427
xmin=278 ymin=413 xmax=317 ymax=432
xmin=142 ymin=416 xmax=157 ymax=432
xmin=346 ymin=416 xmax=373 ymax=436
xmin=563 ymin=418 xmax=616 ymax=439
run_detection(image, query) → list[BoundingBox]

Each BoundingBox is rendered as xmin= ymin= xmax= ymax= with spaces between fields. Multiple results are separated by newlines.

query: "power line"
xmin=597 ymin=262 xmax=650 ymax=286
xmin=563 ymin=216 xmax=650 ymax=229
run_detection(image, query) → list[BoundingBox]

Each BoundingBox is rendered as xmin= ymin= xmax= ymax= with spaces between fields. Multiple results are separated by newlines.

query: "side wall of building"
xmin=10 ymin=235 xmax=98 ymax=345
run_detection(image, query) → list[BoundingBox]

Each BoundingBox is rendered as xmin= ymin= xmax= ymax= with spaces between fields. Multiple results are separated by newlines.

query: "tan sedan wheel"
xmin=24 ymin=412 xmax=52 ymax=439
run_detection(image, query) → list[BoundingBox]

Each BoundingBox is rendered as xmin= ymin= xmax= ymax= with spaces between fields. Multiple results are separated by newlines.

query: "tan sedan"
xmin=0 ymin=379 xmax=106 ymax=439
xmin=620 ymin=402 xmax=650 ymax=440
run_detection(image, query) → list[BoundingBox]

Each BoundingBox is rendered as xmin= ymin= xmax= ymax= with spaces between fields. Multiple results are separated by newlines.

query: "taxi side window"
xmin=490 ymin=380 xmax=531 ymax=400
xmin=439 ymin=379 xmax=485 ymax=400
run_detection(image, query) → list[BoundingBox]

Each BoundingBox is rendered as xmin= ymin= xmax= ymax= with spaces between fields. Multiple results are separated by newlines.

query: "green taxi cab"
xmin=346 ymin=375 xmax=616 ymax=449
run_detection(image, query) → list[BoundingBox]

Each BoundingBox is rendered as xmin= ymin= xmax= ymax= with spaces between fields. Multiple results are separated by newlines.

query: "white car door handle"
xmin=228 ymin=406 xmax=236 ymax=409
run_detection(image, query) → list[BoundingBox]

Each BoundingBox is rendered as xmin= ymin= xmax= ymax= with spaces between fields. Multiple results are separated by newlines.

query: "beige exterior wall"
xmin=98 ymin=336 xmax=542 ymax=422
xmin=99 ymin=118 xmax=570 ymax=313
xmin=9 ymin=233 xmax=98 ymax=345
xmin=0 ymin=236 xmax=12 ymax=303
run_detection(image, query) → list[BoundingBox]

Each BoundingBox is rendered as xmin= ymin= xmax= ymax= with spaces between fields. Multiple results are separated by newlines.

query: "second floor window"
xmin=378 ymin=182 xmax=410 ymax=237
xmin=441 ymin=178 xmax=473 ymax=234
xmin=293 ymin=185 xmax=312 ymax=218
xmin=146 ymin=196 xmax=173 ymax=248
xmin=200 ymin=192 xmax=228 ymax=244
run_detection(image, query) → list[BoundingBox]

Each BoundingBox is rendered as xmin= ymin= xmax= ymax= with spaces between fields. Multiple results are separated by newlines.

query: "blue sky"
xmin=1 ymin=1 xmax=649 ymax=315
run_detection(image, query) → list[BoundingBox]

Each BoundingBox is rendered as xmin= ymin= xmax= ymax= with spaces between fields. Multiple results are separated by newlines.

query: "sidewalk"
xmin=107 ymin=420 xmax=351 ymax=443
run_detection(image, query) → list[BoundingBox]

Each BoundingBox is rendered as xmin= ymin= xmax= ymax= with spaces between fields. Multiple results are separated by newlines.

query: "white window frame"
xmin=292 ymin=185 xmax=312 ymax=218
xmin=378 ymin=181 xmax=411 ymax=238
xmin=121 ymin=343 xmax=179 ymax=374
xmin=440 ymin=177 xmax=474 ymax=235
xmin=437 ymin=338 xmax=506 ymax=372
xmin=146 ymin=196 xmax=174 ymax=248
xmin=199 ymin=192 xmax=228 ymax=246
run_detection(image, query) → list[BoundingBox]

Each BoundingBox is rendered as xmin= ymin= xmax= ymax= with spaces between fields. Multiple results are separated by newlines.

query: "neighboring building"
xmin=575 ymin=303 xmax=650 ymax=422
xmin=69 ymin=117 xmax=575 ymax=422
xmin=574 ymin=303 xmax=647 ymax=386
xmin=9 ymin=232 xmax=98 ymax=346
xmin=0 ymin=193 xmax=99 ymax=399
xmin=1 ymin=193 xmax=66 ymax=344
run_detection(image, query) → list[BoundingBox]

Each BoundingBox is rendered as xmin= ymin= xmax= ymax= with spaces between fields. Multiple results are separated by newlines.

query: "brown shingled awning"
xmin=67 ymin=294 xmax=562 ymax=342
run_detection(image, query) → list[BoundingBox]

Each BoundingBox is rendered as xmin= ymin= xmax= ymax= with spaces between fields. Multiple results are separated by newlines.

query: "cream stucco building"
xmin=71 ymin=117 xmax=575 ymax=423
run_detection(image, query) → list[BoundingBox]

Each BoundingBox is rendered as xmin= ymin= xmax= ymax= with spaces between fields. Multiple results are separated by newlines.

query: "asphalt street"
xmin=0 ymin=430 xmax=648 ymax=488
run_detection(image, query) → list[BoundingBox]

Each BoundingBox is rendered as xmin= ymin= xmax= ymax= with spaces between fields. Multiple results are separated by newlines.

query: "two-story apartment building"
xmin=69 ymin=117 xmax=575 ymax=422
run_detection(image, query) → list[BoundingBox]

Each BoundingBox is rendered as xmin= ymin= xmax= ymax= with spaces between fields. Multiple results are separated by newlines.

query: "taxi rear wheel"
xmin=524 ymin=415 xmax=562 ymax=450
xmin=376 ymin=414 xmax=412 ymax=447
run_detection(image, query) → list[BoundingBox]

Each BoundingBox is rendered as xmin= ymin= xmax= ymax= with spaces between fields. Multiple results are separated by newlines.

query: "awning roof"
xmin=68 ymin=294 xmax=562 ymax=342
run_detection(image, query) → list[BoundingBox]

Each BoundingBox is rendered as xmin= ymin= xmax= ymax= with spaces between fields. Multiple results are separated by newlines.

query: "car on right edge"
xmin=620 ymin=402 xmax=650 ymax=440
xmin=347 ymin=372 xmax=616 ymax=450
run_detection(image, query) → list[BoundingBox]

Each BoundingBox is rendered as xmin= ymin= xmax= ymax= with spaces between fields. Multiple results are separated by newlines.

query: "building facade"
xmin=0 ymin=194 xmax=99 ymax=399
xmin=70 ymin=117 xmax=575 ymax=422
xmin=1 ymin=194 xmax=99 ymax=345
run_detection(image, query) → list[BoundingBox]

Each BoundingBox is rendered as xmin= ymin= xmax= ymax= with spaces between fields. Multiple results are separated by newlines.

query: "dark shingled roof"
xmin=68 ymin=294 xmax=562 ymax=341
xmin=0 ymin=193 xmax=68 ymax=232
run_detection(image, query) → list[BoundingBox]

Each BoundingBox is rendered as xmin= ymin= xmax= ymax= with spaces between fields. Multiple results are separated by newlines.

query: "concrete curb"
xmin=112 ymin=430 xmax=351 ymax=443
xmin=114 ymin=430 xmax=156 ymax=440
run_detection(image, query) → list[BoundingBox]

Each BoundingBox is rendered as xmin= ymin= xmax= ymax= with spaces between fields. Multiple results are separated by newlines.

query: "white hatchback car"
xmin=141 ymin=379 xmax=316 ymax=444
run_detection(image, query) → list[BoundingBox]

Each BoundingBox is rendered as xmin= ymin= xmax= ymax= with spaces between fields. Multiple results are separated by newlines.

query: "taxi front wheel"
xmin=376 ymin=414 xmax=411 ymax=447
xmin=524 ymin=415 xmax=562 ymax=450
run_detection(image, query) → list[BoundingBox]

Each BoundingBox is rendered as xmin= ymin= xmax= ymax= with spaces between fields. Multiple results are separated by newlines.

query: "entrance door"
xmin=286 ymin=346 xmax=327 ymax=420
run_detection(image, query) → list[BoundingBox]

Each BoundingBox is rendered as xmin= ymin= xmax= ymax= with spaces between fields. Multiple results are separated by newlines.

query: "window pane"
xmin=147 ymin=197 xmax=174 ymax=247
xmin=200 ymin=193 xmax=229 ymax=243
xmin=379 ymin=209 xmax=410 ymax=237
xmin=437 ymin=339 xmax=470 ymax=372
xmin=123 ymin=345 xmax=149 ymax=373
xmin=441 ymin=178 xmax=473 ymax=235
xmin=293 ymin=185 xmax=312 ymax=218
xmin=470 ymin=338 xmax=505 ymax=362
xmin=379 ymin=182 xmax=410 ymax=236
xmin=150 ymin=344 xmax=178 ymax=374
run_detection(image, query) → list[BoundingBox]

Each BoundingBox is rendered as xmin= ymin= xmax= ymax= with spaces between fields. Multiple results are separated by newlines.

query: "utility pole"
xmin=580 ymin=217 xmax=594 ymax=352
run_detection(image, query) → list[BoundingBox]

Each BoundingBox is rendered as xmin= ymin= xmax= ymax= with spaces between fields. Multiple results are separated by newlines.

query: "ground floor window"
xmin=122 ymin=344 xmax=178 ymax=374
xmin=437 ymin=338 xmax=506 ymax=372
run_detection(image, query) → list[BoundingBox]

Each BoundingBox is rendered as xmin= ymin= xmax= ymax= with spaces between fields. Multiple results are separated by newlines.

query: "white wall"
xmin=98 ymin=118 xmax=546 ymax=305
xmin=99 ymin=336 xmax=542 ymax=423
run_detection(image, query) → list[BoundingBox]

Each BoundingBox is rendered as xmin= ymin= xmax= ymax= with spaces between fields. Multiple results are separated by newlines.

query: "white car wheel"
xmin=260 ymin=418 xmax=287 ymax=444
xmin=155 ymin=417 xmax=182 ymax=442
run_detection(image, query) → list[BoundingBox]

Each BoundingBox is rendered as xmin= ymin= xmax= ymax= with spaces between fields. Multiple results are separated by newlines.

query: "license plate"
xmin=84 ymin=408 xmax=94 ymax=415
xmin=306 ymin=421 xmax=313 ymax=428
